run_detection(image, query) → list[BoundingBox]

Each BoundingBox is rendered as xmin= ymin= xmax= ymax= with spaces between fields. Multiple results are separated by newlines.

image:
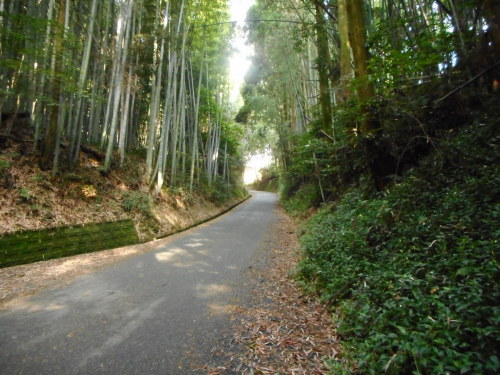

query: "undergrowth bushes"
xmin=249 ymin=165 xmax=280 ymax=192
xmin=296 ymin=122 xmax=499 ymax=374
xmin=281 ymin=182 xmax=322 ymax=215
xmin=121 ymin=191 xmax=153 ymax=217
xmin=201 ymin=179 xmax=247 ymax=204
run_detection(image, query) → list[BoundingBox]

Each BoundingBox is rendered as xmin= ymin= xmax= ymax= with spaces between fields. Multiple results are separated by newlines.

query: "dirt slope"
xmin=0 ymin=133 xmax=241 ymax=241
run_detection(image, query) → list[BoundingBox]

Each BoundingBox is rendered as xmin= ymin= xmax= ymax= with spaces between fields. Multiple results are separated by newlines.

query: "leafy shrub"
xmin=280 ymin=110 xmax=373 ymax=212
xmin=250 ymin=164 xmax=279 ymax=192
xmin=31 ymin=173 xmax=45 ymax=182
xmin=232 ymin=184 xmax=249 ymax=200
xmin=297 ymin=123 xmax=500 ymax=374
xmin=201 ymin=179 xmax=234 ymax=204
xmin=81 ymin=184 xmax=97 ymax=199
xmin=281 ymin=182 xmax=322 ymax=216
xmin=0 ymin=159 xmax=10 ymax=172
xmin=167 ymin=186 xmax=193 ymax=205
xmin=121 ymin=191 xmax=153 ymax=217
xmin=18 ymin=187 xmax=32 ymax=202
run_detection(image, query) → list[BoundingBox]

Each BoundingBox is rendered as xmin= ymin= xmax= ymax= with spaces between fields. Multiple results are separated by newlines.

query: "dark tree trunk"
xmin=313 ymin=1 xmax=333 ymax=134
xmin=40 ymin=0 xmax=65 ymax=171
xmin=346 ymin=0 xmax=396 ymax=190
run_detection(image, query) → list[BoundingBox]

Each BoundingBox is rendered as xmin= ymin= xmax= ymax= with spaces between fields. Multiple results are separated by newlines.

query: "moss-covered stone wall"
xmin=0 ymin=220 xmax=138 ymax=268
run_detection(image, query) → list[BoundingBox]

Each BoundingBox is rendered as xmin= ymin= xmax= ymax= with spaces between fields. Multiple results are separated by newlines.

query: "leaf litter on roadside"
xmin=206 ymin=208 xmax=342 ymax=374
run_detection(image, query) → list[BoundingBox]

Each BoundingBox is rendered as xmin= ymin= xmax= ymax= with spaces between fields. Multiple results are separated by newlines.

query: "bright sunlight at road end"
xmin=244 ymin=151 xmax=273 ymax=185
xmin=229 ymin=0 xmax=255 ymax=104
xmin=229 ymin=0 xmax=270 ymax=185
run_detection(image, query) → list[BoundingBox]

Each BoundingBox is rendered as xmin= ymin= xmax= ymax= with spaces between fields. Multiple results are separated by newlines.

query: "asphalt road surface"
xmin=0 ymin=191 xmax=278 ymax=374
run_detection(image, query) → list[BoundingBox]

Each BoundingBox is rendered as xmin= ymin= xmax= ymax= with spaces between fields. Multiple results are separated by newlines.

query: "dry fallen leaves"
xmin=207 ymin=207 xmax=341 ymax=374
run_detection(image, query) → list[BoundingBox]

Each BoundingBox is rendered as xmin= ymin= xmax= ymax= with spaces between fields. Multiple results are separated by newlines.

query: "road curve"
xmin=0 ymin=191 xmax=278 ymax=374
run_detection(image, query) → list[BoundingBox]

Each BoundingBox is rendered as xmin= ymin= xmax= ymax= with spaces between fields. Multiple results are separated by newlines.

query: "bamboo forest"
xmin=0 ymin=0 xmax=499 ymax=374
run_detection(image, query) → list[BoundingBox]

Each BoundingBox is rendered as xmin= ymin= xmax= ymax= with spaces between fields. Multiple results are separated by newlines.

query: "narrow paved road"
xmin=0 ymin=191 xmax=278 ymax=374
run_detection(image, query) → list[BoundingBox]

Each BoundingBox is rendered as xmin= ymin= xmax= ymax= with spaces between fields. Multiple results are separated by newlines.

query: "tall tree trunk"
xmin=70 ymin=0 xmax=98 ymax=166
xmin=103 ymin=0 xmax=132 ymax=172
xmin=91 ymin=0 xmax=112 ymax=145
xmin=346 ymin=0 xmax=396 ymax=190
xmin=169 ymin=61 xmax=180 ymax=187
xmin=41 ymin=0 xmax=66 ymax=171
xmin=168 ymin=0 xmax=186 ymax=188
xmin=313 ymin=1 xmax=332 ymax=134
xmin=147 ymin=1 xmax=170 ymax=179
xmin=87 ymin=62 xmax=100 ymax=143
xmin=346 ymin=0 xmax=375 ymax=133
xmin=155 ymin=52 xmax=175 ymax=191
xmin=222 ymin=140 xmax=228 ymax=185
xmin=33 ymin=0 xmax=55 ymax=153
xmin=189 ymin=60 xmax=202 ymax=192
xmin=51 ymin=94 xmax=67 ymax=175
xmin=338 ymin=0 xmax=353 ymax=101
xmin=119 ymin=65 xmax=133 ymax=165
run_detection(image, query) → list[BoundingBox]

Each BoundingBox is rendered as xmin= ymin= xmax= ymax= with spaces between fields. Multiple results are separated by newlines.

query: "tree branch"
xmin=434 ymin=0 xmax=453 ymax=17
xmin=435 ymin=60 xmax=500 ymax=104
xmin=308 ymin=0 xmax=337 ymax=22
